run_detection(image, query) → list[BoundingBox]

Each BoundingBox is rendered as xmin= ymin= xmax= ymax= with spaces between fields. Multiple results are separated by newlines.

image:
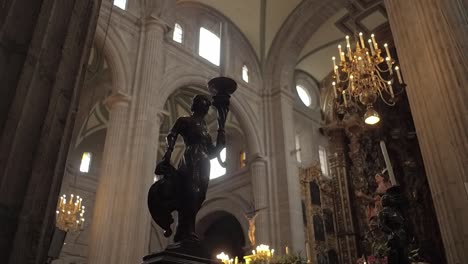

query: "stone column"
xmin=122 ymin=14 xmax=170 ymax=259
xmin=384 ymin=1 xmax=468 ymax=263
xmin=250 ymin=154 xmax=270 ymax=245
xmin=263 ymin=90 xmax=305 ymax=252
xmin=88 ymin=92 xmax=132 ymax=263
xmin=324 ymin=125 xmax=358 ymax=264
xmin=0 ymin=0 xmax=101 ymax=262
xmin=88 ymin=9 xmax=171 ymax=262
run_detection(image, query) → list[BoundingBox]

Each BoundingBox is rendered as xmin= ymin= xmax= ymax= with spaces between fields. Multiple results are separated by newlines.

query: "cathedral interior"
xmin=0 ymin=0 xmax=467 ymax=263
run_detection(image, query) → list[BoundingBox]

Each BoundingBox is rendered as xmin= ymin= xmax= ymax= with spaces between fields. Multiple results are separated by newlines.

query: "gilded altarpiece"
xmin=300 ymin=164 xmax=340 ymax=264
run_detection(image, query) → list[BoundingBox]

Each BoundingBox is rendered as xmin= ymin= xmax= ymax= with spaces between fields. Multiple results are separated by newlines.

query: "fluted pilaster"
xmin=263 ymin=90 xmax=305 ymax=251
xmin=250 ymin=154 xmax=270 ymax=245
xmin=89 ymin=92 xmax=132 ymax=263
xmin=384 ymin=1 xmax=468 ymax=263
xmin=112 ymin=15 xmax=169 ymax=263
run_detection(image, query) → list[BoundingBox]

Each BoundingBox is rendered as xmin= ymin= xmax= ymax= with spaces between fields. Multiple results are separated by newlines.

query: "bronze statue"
xmin=148 ymin=77 xmax=236 ymax=254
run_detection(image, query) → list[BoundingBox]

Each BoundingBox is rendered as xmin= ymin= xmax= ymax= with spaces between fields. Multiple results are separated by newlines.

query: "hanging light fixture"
xmin=56 ymin=194 xmax=85 ymax=232
xmin=331 ymin=32 xmax=405 ymax=125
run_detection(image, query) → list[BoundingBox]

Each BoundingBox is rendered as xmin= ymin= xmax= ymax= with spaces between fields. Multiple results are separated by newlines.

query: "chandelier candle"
xmin=330 ymin=32 xmax=405 ymax=125
xmin=56 ymin=194 xmax=85 ymax=232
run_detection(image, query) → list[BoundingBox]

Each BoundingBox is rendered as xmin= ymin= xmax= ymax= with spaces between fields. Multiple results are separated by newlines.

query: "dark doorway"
xmin=202 ymin=213 xmax=245 ymax=260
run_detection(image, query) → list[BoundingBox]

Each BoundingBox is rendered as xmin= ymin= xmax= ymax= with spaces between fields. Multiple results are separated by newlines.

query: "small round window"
xmin=296 ymin=85 xmax=311 ymax=107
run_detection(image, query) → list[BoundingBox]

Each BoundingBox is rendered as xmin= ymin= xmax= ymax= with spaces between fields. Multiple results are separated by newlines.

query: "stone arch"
xmin=196 ymin=195 xmax=250 ymax=246
xmin=94 ymin=22 xmax=131 ymax=94
xmin=264 ymin=0 xmax=344 ymax=93
xmin=158 ymin=71 xmax=263 ymax=156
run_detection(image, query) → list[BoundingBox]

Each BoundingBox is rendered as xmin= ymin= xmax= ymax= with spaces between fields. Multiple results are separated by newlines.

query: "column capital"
xmin=249 ymin=153 xmax=267 ymax=166
xmin=142 ymin=15 xmax=171 ymax=33
xmin=104 ymin=91 xmax=131 ymax=109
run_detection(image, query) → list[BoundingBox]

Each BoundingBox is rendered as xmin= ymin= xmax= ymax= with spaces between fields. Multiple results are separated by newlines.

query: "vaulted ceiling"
xmin=180 ymin=0 xmax=389 ymax=83
xmin=180 ymin=0 xmax=302 ymax=59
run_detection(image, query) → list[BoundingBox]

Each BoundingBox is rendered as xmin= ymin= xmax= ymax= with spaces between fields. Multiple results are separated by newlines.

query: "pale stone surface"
xmin=385 ymin=0 xmax=468 ymax=263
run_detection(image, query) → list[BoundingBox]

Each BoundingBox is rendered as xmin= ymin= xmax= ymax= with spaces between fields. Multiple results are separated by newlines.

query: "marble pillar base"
xmin=143 ymin=251 xmax=221 ymax=264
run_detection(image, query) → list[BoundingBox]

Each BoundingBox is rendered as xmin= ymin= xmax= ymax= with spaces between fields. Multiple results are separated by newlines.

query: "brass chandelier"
xmin=56 ymin=194 xmax=85 ymax=232
xmin=331 ymin=32 xmax=404 ymax=125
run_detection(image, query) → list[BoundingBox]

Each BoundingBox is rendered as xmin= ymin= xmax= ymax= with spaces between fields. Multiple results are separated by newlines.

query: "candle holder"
xmin=208 ymin=77 xmax=237 ymax=131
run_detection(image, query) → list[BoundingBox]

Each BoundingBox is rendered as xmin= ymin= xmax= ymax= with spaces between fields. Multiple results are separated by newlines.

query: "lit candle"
xmin=342 ymin=90 xmax=348 ymax=107
xmin=384 ymin=43 xmax=391 ymax=60
xmin=345 ymin=35 xmax=350 ymax=48
xmin=358 ymin=56 xmax=364 ymax=69
xmin=285 ymin=246 xmax=289 ymax=255
xmin=366 ymin=52 xmax=371 ymax=63
xmin=371 ymin=34 xmax=378 ymax=50
xmin=359 ymin=32 xmax=365 ymax=49
xmin=235 ymin=257 xmax=238 ymax=264
xmin=305 ymin=242 xmax=311 ymax=263
xmin=69 ymin=194 xmax=73 ymax=204
xmin=347 ymin=44 xmax=352 ymax=60
xmin=340 ymin=52 xmax=345 ymax=62
xmin=395 ymin=66 xmax=403 ymax=83
xmin=332 ymin=82 xmax=337 ymax=98
xmin=387 ymin=81 xmax=394 ymax=98
xmin=368 ymin=39 xmax=375 ymax=55
xmin=386 ymin=57 xmax=393 ymax=74
xmin=338 ymin=45 xmax=343 ymax=61
xmin=332 ymin=57 xmax=337 ymax=74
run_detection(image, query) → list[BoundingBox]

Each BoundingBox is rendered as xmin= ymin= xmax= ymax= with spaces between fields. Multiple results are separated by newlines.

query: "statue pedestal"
xmin=143 ymin=240 xmax=221 ymax=264
xmin=143 ymin=251 xmax=221 ymax=264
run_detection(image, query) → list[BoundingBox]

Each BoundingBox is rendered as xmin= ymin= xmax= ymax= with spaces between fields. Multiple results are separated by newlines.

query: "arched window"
xmin=173 ymin=23 xmax=183 ymax=43
xmin=113 ymin=0 xmax=127 ymax=10
xmin=79 ymin=152 xmax=92 ymax=173
xmin=199 ymin=27 xmax=220 ymax=66
xmin=319 ymin=146 xmax=329 ymax=177
xmin=210 ymin=148 xmax=226 ymax=179
xmin=296 ymin=85 xmax=311 ymax=107
xmin=242 ymin=65 xmax=249 ymax=83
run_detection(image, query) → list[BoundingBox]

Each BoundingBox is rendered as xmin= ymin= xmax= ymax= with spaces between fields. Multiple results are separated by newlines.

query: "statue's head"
xmin=191 ymin=94 xmax=211 ymax=115
xmin=375 ymin=168 xmax=389 ymax=183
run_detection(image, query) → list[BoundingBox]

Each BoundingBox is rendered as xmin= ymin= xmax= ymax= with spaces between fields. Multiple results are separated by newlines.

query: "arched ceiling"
xmin=178 ymin=0 xmax=302 ymax=59
xmin=296 ymin=0 xmax=388 ymax=82
xmin=177 ymin=0 xmax=388 ymax=83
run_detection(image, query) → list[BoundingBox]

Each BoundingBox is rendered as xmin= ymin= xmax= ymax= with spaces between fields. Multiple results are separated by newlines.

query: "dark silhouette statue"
xmin=378 ymin=186 xmax=410 ymax=264
xmin=146 ymin=77 xmax=236 ymax=261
